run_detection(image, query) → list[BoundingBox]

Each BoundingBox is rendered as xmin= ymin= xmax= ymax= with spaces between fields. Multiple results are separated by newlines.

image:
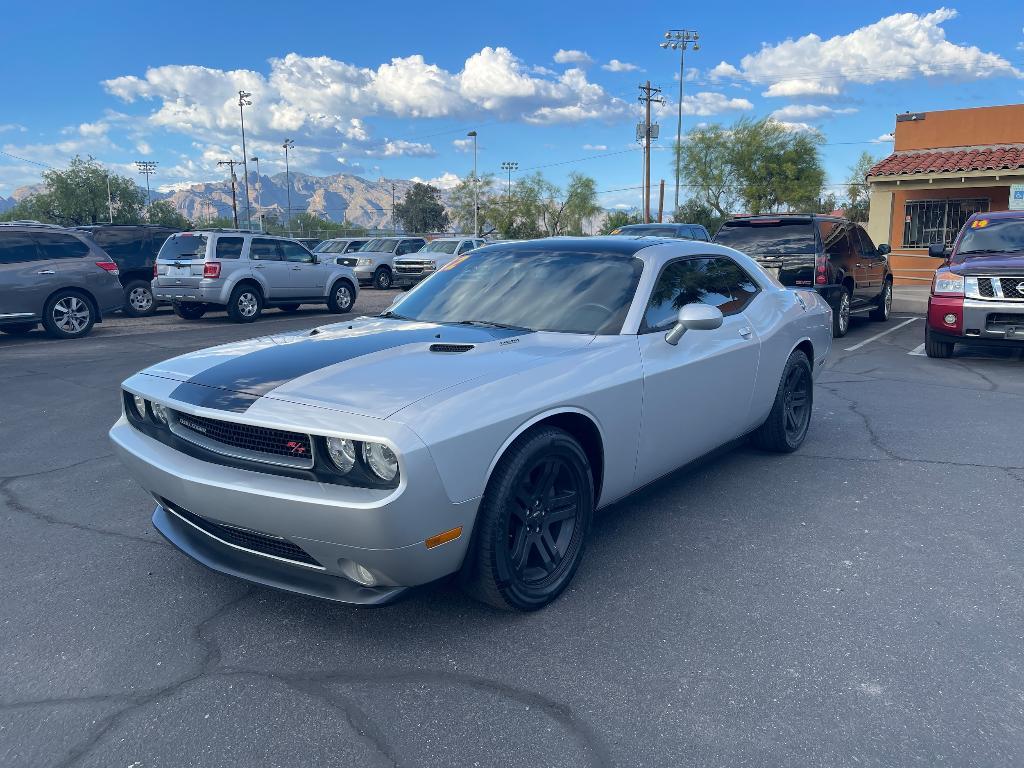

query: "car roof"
xmin=966 ymin=210 xmax=1024 ymax=221
xmin=480 ymin=235 xmax=679 ymax=257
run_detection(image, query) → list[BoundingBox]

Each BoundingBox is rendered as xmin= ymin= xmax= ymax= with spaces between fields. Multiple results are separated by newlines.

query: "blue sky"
xmin=1 ymin=1 xmax=1022 ymax=210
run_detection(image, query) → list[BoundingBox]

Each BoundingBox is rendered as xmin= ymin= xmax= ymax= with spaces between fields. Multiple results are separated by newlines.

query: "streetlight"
xmin=467 ymin=130 xmax=478 ymax=236
xmin=660 ymin=28 xmax=700 ymax=216
xmin=238 ymin=90 xmax=253 ymax=230
xmin=282 ymin=138 xmax=295 ymax=233
xmin=500 ymin=161 xmax=518 ymax=221
xmin=135 ymin=160 xmax=158 ymax=212
xmin=250 ymin=156 xmax=261 ymax=231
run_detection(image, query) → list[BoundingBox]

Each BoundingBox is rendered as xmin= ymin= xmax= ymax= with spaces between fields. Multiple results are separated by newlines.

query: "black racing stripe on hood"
xmin=170 ymin=322 xmax=526 ymax=412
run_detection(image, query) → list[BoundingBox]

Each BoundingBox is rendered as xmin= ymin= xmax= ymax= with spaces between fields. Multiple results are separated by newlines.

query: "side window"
xmin=90 ymin=229 xmax=139 ymax=262
xmin=853 ymin=226 xmax=877 ymax=257
xmin=215 ymin=236 xmax=244 ymax=259
xmin=249 ymin=238 xmax=282 ymax=261
xmin=456 ymin=240 xmax=473 ymax=254
xmin=643 ymin=257 xmax=760 ymax=331
xmin=344 ymin=241 xmax=363 ymax=253
xmin=693 ymin=227 xmax=710 ymax=242
xmin=279 ymin=241 xmax=314 ymax=263
xmin=819 ymin=221 xmax=854 ymax=261
xmin=32 ymin=232 xmax=90 ymax=259
xmin=0 ymin=234 xmax=40 ymax=264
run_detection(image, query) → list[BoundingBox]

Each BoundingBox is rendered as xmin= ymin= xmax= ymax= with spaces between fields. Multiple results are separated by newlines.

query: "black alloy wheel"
xmin=781 ymin=363 xmax=812 ymax=445
xmin=373 ymin=267 xmax=393 ymax=290
xmin=753 ymin=349 xmax=813 ymax=453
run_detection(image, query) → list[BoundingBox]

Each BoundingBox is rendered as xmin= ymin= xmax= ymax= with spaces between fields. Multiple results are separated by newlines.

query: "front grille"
xmin=987 ymin=313 xmax=1024 ymax=329
xmin=173 ymin=411 xmax=312 ymax=462
xmin=999 ymin=278 xmax=1024 ymax=300
xmin=336 ymin=257 xmax=357 ymax=267
xmin=166 ymin=501 xmax=322 ymax=567
xmin=978 ymin=278 xmax=995 ymax=297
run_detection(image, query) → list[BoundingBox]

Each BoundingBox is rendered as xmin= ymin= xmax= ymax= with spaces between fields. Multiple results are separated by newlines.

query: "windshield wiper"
xmin=452 ymin=319 xmax=533 ymax=332
xmin=378 ymin=310 xmax=413 ymax=320
xmin=959 ymin=248 xmax=1024 ymax=256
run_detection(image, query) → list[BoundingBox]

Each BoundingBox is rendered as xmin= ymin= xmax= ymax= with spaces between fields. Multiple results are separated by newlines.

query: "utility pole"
xmin=283 ymin=139 xmax=295 ymax=234
xmin=135 ymin=161 xmax=158 ymax=212
xmin=467 ymin=130 xmax=478 ymax=236
xmin=660 ymin=29 xmax=700 ymax=216
xmin=106 ymin=173 xmax=113 ymax=223
xmin=250 ymin=156 xmax=262 ymax=231
xmin=637 ymin=81 xmax=663 ymax=224
xmin=658 ymin=179 xmax=666 ymax=223
xmin=217 ymin=159 xmax=241 ymax=228
xmin=500 ymin=161 xmax=518 ymax=222
xmin=237 ymin=90 xmax=253 ymax=230
xmin=391 ymin=182 xmax=397 ymax=234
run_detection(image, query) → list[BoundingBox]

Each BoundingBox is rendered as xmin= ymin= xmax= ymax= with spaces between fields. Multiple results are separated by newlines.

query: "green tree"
xmin=672 ymin=199 xmax=725 ymax=235
xmin=845 ymin=151 xmax=876 ymax=222
xmin=545 ymin=172 xmax=601 ymax=236
xmin=0 ymin=156 xmax=146 ymax=226
xmin=146 ymin=200 xmax=191 ymax=228
xmin=394 ymin=182 xmax=449 ymax=233
xmin=448 ymin=173 xmax=497 ymax=234
xmin=674 ymin=123 xmax=736 ymax=218
xmin=600 ymin=209 xmax=641 ymax=234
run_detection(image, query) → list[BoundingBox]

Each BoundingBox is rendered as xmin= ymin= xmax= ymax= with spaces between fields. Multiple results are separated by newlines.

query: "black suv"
xmin=74 ymin=225 xmax=181 ymax=316
xmin=714 ymin=214 xmax=893 ymax=337
xmin=609 ymin=222 xmax=711 ymax=241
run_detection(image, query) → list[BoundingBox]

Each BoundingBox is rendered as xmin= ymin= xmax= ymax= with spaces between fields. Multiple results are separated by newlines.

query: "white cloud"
xmin=655 ymin=91 xmax=754 ymax=119
xmin=582 ymin=144 xmax=608 ymax=151
xmin=872 ymin=132 xmax=895 ymax=144
xmin=78 ymin=121 xmax=110 ymax=138
xmin=710 ymin=9 xmax=1021 ymax=98
xmin=770 ymin=104 xmax=857 ymax=121
xmin=0 ymin=124 xmax=27 ymax=133
xmin=553 ymin=49 xmax=593 ymax=66
xmin=602 ymin=59 xmax=640 ymax=73
xmin=136 ymin=141 xmax=152 ymax=154
xmin=410 ymin=171 xmax=461 ymax=190
xmin=452 ymin=138 xmax=474 ymax=152
xmin=772 ymin=120 xmax=820 ymax=134
xmin=370 ymin=140 xmax=436 ymax=158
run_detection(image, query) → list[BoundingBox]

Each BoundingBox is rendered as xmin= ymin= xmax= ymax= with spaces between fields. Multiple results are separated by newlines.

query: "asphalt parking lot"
xmin=2 ymin=302 xmax=1023 ymax=767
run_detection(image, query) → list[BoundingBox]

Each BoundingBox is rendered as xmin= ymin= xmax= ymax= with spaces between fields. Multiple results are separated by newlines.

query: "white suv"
xmin=153 ymin=231 xmax=359 ymax=322
xmin=393 ymin=237 xmax=486 ymax=289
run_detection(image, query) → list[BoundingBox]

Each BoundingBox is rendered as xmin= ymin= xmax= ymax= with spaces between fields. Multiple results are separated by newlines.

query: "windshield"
xmin=420 ymin=240 xmax=460 ymax=254
xmin=386 ymin=247 xmax=644 ymax=334
xmin=317 ymin=240 xmax=350 ymax=253
xmin=361 ymin=238 xmax=400 ymax=253
xmin=954 ymin=218 xmax=1024 ymax=260
xmin=157 ymin=233 xmax=208 ymax=260
xmin=714 ymin=222 xmax=816 ymax=258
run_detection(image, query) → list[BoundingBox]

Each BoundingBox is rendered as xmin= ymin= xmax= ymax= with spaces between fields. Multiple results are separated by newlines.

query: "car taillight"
xmin=814 ymin=253 xmax=828 ymax=285
xmin=153 ymin=263 xmax=158 ymax=277
xmin=203 ymin=262 xmax=221 ymax=279
xmin=95 ymin=261 xmax=119 ymax=276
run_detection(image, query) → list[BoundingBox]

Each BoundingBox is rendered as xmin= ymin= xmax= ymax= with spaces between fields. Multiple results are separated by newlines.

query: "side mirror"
xmin=665 ymin=304 xmax=724 ymax=345
xmin=878 ymin=244 xmax=891 ymax=256
xmin=928 ymin=243 xmax=947 ymax=258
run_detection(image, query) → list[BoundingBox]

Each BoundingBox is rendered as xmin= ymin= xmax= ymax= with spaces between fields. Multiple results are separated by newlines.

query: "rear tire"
xmin=753 ymin=350 xmax=813 ymax=453
xmin=1 ymin=322 xmax=37 ymax=335
xmin=123 ymin=280 xmax=157 ymax=317
xmin=832 ymin=286 xmax=852 ymax=338
xmin=869 ymin=279 xmax=892 ymax=322
xmin=925 ymin=328 xmax=955 ymax=358
xmin=227 ymin=284 xmax=262 ymax=323
xmin=463 ymin=427 xmax=593 ymax=611
xmin=327 ymin=280 xmax=356 ymax=313
xmin=173 ymin=303 xmax=207 ymax=320
xmin=42 ymin=290 xmax=95 ymax=339
xmin=373 ymin=267 xmax=393 ymax=290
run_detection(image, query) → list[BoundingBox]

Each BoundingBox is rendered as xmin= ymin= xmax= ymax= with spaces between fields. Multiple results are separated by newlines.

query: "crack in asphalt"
xmin=817 ymin=383 xmax=902 ymax=462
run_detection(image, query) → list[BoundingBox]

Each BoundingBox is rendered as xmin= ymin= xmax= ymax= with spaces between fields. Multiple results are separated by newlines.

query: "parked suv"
xmin=152 ymin=231 xmax=359 ymax=323
xmin=74 ymin=224 xmax=181 ymax=316
xmin=0 ymin=223 xmax=125 ymax=339
xmin=715 ymin=214 xmax=893 ymax=337
xmin=393 ymin=237 xmax=485 ymax=289
xmin=924 ymin=211 xmax=1024 ymax=358
xmin=609 ymin=223 xmax=711 ymax=240
xmin=353 ymin=237 xmax=427 ymax=289
xmin=313 ymin=237 xmax=370 ymax=256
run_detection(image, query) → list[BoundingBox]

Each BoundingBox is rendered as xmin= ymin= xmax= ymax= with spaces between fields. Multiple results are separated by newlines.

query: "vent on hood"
xmin=429 ymin=343 xmax=474 ymax=353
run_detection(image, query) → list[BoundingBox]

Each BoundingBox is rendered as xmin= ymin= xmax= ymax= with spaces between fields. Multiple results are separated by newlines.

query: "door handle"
xmin=738 ymin=326 xmax=753 ymax=339
xmin=291 ymin=266 xmax=303 ymax=270
xmin=253 ymin=264 xmax=266 ymax=269
xmin=35 ymin=269 xmax=55 ymax=275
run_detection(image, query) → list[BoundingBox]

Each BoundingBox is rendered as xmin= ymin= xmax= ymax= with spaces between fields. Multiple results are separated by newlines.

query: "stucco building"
xmin=865 ymin=103 xmax=1024 ymax=283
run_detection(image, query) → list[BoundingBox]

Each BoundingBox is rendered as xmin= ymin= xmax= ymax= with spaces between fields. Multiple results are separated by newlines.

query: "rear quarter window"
xmin=32 ymin=232 xmax=90 ymax=259
xmin=215 ymin=236 xmax=244 ymax=259
xmin=714 ymin=222 xmax=816 ymax=257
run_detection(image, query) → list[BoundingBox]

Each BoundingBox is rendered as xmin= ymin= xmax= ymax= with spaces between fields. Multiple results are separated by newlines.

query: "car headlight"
xmin=132 ymin=393 xmax=147 ymax=419
xmin=933 ymin=271 xmax=964 ymax=295
xmin=356 ymin=258 xmax=373 ymax=267
xmin=424 ymin=260 xmax=436 ymax=270
xmin=325 ymin=436 xmax=356 ymax=473
xmin=362 ymin=442 xmax=399 ymax=482
xmin=150 ymin=401 xmax=169 ymax=425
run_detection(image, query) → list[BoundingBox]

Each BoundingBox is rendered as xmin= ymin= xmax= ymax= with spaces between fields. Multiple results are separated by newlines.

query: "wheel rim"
xmin=53 ymin=296 xmax=90 ymax=333
xmin=507 ymin=456 xmax=581 ymax=585
xmin=129 ymin=286 xmax=153 ymax=312
xmin=883 ymin=284 xmax=892 ymax=317
xmin=839 ymin=292 xmax=850 ymax=333
xmin=377 ymin=271 xmax=391 ymax=288
xmin=238 ymin=292 xmax=258 ymax=317
xmin=783 ymin=364 xmax=812 ymax=443
xmin=335 ymin=285 xmax=352 ymax=310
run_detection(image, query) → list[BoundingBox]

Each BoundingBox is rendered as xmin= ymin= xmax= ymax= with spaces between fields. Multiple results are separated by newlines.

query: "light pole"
xmin=660 ymin=29 xmax=699 ymax=216
xmin=237 ymin=90 xmax=253 ymax=230
xmin=467 ymin=130 xmax=478 ymax=236
xmin=250 ymin=156 xmax=261 ymax=231
xmin=283 ymin=138 xmax=295 ymax=234
xmin=135 ymin=160 xmax=158 ymax=212
xmin=391 ymin=182 xmax=397 ymax=234
xmin=500 ymin=160 xmax=518 ymax=222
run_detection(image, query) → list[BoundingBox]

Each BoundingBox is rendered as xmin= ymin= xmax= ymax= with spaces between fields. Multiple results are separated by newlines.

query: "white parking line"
xmin=909 ymin=343 xmax=926 ymax=356
xmin=844 ymin=318 xmax=919 ymax=351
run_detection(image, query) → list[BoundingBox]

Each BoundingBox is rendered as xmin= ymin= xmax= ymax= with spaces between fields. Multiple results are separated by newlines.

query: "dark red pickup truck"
xmin=925 ymin=210 xmax=1024 ymax=358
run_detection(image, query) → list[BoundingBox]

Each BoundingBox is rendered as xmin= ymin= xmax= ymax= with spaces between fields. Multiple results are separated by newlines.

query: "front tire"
xmin=173 ymin=303 xmax=207 ymax=320
xmin=464 ymin=427 xmax=594 ymax=611
xmin=42 ymin=290 xmax=95 ymax=339
xmin=869 ymin=279 xmax=892 ymax=322
xmin=925 ymin=328 xmax=955 ymax=358
xmin=327 ymin=280 xmax=356 ymax=313
xmin=227 ymin=285 xmax=262 ymax=323
xmin=123 ymin=280 xmax=157 ymax=317
xmin=373 ymin=267 xmax=393 ymax=290
xmin=753 ymin=349 xmax=813 ymax=453
xmin=832 ymin=286 xmax=852 ymax=337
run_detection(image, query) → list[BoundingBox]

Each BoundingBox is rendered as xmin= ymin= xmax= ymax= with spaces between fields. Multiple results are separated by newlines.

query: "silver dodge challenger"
xmin=111 ymin=236 xmax=832 ymax=611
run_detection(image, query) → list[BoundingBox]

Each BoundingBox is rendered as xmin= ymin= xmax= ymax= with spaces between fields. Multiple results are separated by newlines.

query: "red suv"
xmin=926 ymin=210 xmax=1024 ymax=357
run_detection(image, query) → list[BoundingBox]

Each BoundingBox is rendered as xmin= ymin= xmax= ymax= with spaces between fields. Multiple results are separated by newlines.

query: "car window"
xmin=715 ymin=221 xmax=817 ymax=257
xmin=158 ymin=233 xmax=208 ymax=260
xmin=457 ymin=240 xmax=475 ymax=254
xmin=249 ymin=238 xmax=282 ymax=261
xmin=853 ymin=226 xmax=877 ymax=257
xmin=420 ymin=240 xmax=460 ymax=254
xmin=399 ymin=240 xmax=424 ymax=255
xmin=643 ymin=257 xmax=760 ymax=331
xmin=344 ymin=240 xmax=366 ymax=253
xmin=0 ymin=233 xmax=41 ymax=264
xmin=820 ymin=222 xmax=855 ymax=261
xmin=86 ymin=228 xmax=140 ymax=261
xmin=280 ymin=241 xmax=314 ymax=263
xmin=615 ymin=225 xmax=678 ymax=237
xmin=215 ymin=236 xmax=244 ymax=259
xmin=32 ymin=232 xmax=90 ymax=259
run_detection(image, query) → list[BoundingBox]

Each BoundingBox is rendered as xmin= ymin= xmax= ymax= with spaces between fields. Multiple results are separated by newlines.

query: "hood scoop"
xmin=429 ymin=343 xmax=475 ymax=353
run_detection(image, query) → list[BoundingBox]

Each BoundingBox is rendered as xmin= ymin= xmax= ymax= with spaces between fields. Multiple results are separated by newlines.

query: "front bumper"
xmin=353 ymin=266 xmax=375 ymax=285
xmin=928 ymin=296 xmax=1024 ymax=344
xmin=109 ymin=417 xmax=479 ymax=604
xmin=392 ymin=272 xmax=430 ymax=287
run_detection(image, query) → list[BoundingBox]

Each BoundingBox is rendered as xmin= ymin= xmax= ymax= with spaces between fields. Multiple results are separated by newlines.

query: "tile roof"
xmin=868 ymin=145 xmax=1024 ymax=177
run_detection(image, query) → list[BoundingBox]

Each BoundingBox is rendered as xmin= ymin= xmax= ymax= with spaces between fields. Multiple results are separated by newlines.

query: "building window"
xmin=903 ymin=198 xmax=989 ymax=248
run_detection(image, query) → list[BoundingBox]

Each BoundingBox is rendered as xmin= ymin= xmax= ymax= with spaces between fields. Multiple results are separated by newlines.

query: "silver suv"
xmin=353 ymin=237 xmax=426 ymax=289
xmin=393 ymin=237 xmax=486 ymax=289
xmin=153 ymin=231 xmax=359 ymax=323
